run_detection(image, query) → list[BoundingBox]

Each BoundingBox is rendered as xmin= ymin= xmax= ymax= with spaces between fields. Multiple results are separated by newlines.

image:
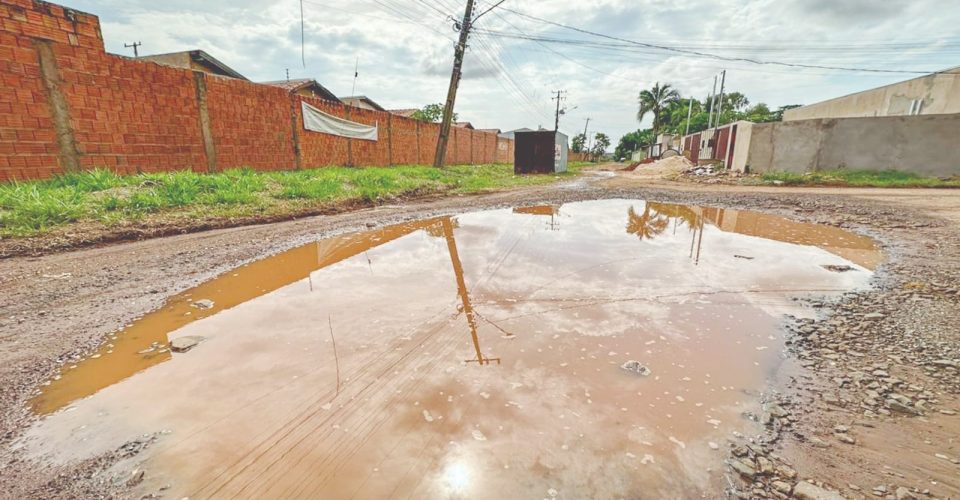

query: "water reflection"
xmin=33 ymin=215 xmax=503 ymax=413
xmin=23 ymin=199 xmax=883 ymax=498
xmin=628 ymin=201 xmax=880 ymax=270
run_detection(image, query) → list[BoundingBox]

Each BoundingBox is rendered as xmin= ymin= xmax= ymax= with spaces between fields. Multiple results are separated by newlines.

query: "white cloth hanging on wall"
xmin=301 ymin=101 xmax=378 ymax=141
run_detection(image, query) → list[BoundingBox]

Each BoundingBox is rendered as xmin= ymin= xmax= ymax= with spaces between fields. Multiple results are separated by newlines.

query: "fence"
xmin=735 ymin=115 xmax=960 ymax=176
xmin=0 ymin=0 xmax=513 ymax=181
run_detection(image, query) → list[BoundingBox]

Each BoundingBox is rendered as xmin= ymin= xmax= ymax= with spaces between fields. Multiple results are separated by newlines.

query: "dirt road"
xmin=1 ymin=171 xmax=957 ymax=498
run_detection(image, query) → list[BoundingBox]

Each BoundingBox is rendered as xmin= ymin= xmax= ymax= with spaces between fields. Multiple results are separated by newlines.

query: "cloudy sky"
xmin=69 ymin=0 xmax=959 ymax=142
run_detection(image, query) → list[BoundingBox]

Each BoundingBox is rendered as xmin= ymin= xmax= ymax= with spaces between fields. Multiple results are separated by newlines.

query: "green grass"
xmin=0 ymin=164 xmax=576 ymax=237
xmin=759 ymin=169 xmax=960 ymax=188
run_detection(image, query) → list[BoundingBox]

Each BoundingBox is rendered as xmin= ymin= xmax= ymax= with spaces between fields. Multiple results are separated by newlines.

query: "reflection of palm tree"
xmin=626 ymin=205 xmax=670 ymax=240
xmin=647 ymin=202 xmax=700 ymax=228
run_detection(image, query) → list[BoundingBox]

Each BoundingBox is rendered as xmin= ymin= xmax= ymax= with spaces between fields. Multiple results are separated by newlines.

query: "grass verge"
xmin=0 ymin=164 xmax=577 ymax=237
xmin=758 ymin=169 xmax=960 ymax=188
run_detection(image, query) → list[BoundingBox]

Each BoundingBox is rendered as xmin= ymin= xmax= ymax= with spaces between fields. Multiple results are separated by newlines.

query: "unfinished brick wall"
xmin=64 ymin=49 xmax=207 ymax=174
xmin=0 ymin=0 xmax=513 ymax=181
xmin=205 ymin=76 xmax=294 ymax=171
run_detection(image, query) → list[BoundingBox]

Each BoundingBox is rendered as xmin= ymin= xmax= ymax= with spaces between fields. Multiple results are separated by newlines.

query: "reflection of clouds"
xmin=24 ymin=199 xmax=878 ymax=497
xmin=453 ymin=199 xmax=873 ymax=334
xmin=481 ymin=298 xmax=677 ymax=340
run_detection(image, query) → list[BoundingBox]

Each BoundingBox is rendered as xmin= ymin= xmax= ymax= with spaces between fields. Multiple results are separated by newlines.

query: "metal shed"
xmin=514 ymin=130 xmax=568 ymax=174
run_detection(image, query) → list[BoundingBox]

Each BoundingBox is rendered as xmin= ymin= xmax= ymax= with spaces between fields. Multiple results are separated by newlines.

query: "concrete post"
xmin=289 ymin=97 xmax=303 ymax=170
xmin=35 ymin=40 xmax=80 ymax=173
xmin=415 ymin=121 xmax=421 ymax=165
xmin=345 ymin=107 xmax=354 ymax=167
xmin=192 ymin=72 xmax=217 ymax=172
xmin=387 ymin=113 xmax=393 ymax=165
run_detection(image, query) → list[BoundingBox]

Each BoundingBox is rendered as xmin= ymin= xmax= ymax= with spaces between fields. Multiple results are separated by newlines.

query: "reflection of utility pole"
xmin=441 ymin=217 xmax=500 ymax=366
xmin=695 ymin=215 xmax=705 ymax=265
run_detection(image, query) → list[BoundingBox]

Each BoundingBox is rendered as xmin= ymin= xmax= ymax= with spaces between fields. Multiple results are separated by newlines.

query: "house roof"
xmin=260 ymin=78 xmax=340 ymax=102
xmin=498 ymin=127 xmax=534 ymax=139
xmin=477 ymin=128 xmax=501 ymax=134
xmin=789 ymin=64 xmax=960 ymax=112
xmin=453 ymin=121 xmax=474 ymax=129
xmin=340 ymin=95 xmax=386 ymax=111
xmin=388 ymin=108 xmax=418 ymax=117
xmin=140 ymin=50 xmax=247 ymax=80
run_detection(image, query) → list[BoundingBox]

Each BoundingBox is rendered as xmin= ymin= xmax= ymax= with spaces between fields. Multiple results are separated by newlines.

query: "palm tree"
xmin=637 ymin=82 xmax=680 ymax=138
xmin=626 ymin=205 xmax=669 ymax=241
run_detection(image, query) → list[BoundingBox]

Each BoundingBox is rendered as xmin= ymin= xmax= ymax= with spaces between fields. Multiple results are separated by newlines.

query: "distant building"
xmin=499 ymin=127 xmax=534 ymax=140
xmin=514 ymin=130 xmax=567 ymax=174
xmin=261 ymin=78 xmax=340 ymax=102
xmin=139 ymin=50 xmax=247 ymax=80
xmin=340 ymin=96 xmax=386 ymax=111
xmin=784 ymin=65 xmax=960 ymax=121
xmin=388 ymin=108 xmax=418 ymax=118
xmin=477 ymin=128 xmax=501 ymax=135
xmin=453 ymin=121 xmax=475 ymax=129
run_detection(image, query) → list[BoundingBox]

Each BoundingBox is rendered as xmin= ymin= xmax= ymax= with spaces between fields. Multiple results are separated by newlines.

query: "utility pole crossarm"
xmin=124 ymin=41 xmax=142 ymax=58
xmin=433 ymin=0 xmax=476 ymax=168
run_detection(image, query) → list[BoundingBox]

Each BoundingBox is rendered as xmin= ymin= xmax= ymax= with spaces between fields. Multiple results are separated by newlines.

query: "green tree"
xmin=637 ymin=82 xmax=680 ymax=137
xmin=571 ymin=132 xmax=587 ymax=153
xmin=591 ymin=132 xmax=611 ymax=161
xmin=614 ymin=129 xmax=654 ymax=160
xmin=725 ymin=92 xmax=750 ymax=112
xmin=773 ymin=104 xmax=802 ymax=121
xmin=410 ymin=103 xmax=457 ymax=123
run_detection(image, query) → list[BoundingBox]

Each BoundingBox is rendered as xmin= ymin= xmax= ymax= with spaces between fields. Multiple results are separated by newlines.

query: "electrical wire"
xmin=492 ymin=6 xmax=959 ymax=75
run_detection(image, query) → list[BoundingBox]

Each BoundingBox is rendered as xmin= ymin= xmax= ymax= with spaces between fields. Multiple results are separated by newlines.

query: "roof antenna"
xmin=350 ymin=57 xmax=359 ymax=96
xmin=299 ymin=0 xmax=305 ymax=68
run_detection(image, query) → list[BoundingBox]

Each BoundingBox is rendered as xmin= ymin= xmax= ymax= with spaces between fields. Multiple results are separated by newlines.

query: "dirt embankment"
xmin=1 ymin=174 xmax=958 ymax=498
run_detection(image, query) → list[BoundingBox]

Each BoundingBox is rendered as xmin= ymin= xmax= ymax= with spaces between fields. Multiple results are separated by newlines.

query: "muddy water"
xmin=22 ymin=199 xmax=879 ymax=498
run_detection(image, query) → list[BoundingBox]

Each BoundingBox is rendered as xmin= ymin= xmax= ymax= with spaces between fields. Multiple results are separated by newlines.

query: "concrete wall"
xmin=729 ymin=121 xmax=752 ymax=172
xmin=784 ymin=69 xmax=960 ymax=121
xmin=742 ymin=114 xmax=960 ymax=177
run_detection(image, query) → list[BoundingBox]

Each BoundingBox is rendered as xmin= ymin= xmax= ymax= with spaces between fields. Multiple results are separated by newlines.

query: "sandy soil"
xmin=1 ymin=169 xmax=958 ymax=498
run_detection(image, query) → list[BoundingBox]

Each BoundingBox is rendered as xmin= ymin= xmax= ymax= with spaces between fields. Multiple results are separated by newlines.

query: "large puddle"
xmin=21 ymin=199 xmax=880 ymax=497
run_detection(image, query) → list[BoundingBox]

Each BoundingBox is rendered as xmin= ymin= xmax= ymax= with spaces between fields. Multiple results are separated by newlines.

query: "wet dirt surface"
xmin=16 ymin=199 xmax=879 ymax=498
xmin=1 ymin=173 xmax=958 ymax=499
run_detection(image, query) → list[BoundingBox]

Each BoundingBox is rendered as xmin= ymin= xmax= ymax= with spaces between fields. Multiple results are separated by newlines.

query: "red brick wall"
xmin=419 ymin=121 xmax=440 ymax=166
xmin=496 ymin=136 xmax=514 ymax=163
xmin=0 ymin=0 xmax=512 ymax=181
xmin=62 ymin=48 xmax=206 ymax=174
xmin=388 ymin=111 xmax=418 ymax=165
xmin=206 ymin=76 xmax=294 ymax=171
xmin=0 ymin=17 xmax=58 ymax=179
xmin=0 ymin=0 xmax=104 ymax=180
xmin=296 ymin=96 xmax=348 ymax=167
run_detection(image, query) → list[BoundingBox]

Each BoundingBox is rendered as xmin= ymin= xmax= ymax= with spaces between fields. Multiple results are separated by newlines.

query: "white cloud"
xmin=67 ymin=0 xmax=960 ymax=144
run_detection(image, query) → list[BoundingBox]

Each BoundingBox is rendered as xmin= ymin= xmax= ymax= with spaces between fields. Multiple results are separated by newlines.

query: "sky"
xmin=68 ymin=0 xmax=960 ymax=143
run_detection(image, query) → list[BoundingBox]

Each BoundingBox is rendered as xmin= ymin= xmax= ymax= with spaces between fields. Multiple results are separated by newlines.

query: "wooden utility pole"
xmin=582 ymin=117 xmax=590 ymax=152
xmin=552 ymin=90 xmax=566 ymax=131
xmin=714 ymin=69 xmax=727 ymax=129
xmin=434 ymin=0 xmax=476 ymax=168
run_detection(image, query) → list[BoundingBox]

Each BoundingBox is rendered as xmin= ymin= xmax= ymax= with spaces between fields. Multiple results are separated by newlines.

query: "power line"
xmin=484 ymin=10 xmax=637 ymax=82
xmin=493 ymin=7 xmax=957 ymax=75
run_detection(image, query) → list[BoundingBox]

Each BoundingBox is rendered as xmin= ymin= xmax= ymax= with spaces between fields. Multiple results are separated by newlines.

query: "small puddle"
xmin=22 ymin=199 xmax=880 ymax=497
